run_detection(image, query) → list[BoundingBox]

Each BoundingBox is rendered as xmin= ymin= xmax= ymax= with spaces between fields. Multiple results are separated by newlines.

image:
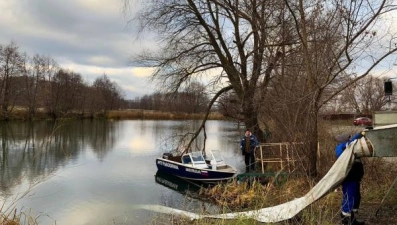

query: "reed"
xmin=1 ymin=203 xmax=39 ymax=225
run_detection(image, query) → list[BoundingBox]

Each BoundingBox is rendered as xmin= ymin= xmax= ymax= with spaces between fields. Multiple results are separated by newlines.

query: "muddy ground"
xmin=357 ymin=203 xmax=397 ymax=225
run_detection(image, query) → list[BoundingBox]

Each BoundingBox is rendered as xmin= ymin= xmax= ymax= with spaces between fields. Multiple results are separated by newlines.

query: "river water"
xmin=0 ymin=120 xmax=244 ymax=225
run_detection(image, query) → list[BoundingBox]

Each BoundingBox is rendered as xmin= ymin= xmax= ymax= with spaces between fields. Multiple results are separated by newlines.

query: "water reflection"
xmin=0 ymin=120 xmax=118 ymax=194
xmin=155 ymin=171 xmax=203 ymax=195
xmin=0 ymin=120 xmax=243 ymax=225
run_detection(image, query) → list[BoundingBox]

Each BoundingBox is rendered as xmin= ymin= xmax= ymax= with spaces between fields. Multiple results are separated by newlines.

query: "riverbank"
xmin=2 ymin=108 xmax=226 ymax=121
xmin=106 ymin=109 xmax=225 ymax=120
xmin=150 ymin=157 xmax=397 ymax=225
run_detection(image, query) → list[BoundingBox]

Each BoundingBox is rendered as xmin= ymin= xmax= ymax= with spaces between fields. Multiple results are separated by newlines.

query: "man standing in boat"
xmin=240 ymin=129 xmax=259 ymax=173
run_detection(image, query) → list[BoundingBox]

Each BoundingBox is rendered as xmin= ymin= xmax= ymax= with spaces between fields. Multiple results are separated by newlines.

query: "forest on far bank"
xmin=0 ymin=42 xmax=215 ymax=121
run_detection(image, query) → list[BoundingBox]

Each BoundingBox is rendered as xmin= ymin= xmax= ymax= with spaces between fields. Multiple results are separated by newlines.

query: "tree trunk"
xmin=242 ymin=94 xmax=264 ymax=142
xmin=308 ymin=124 xmax=318 ymax=177
xmin=305 ymin=107 xmax=319 ymax=177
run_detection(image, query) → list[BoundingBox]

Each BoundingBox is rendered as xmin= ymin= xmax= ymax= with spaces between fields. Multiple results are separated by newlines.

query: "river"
xmin=0 ymin=120 xmax=244 ymax=225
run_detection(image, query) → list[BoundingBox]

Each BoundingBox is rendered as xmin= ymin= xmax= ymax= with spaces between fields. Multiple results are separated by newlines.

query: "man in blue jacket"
xmin=240 ymin=129 xmax=259 ymax=173
xmin=335 ymin=132 xmax=365 ymax=225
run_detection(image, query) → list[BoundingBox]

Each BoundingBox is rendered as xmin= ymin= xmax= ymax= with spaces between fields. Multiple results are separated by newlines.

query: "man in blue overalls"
xmin=335 ymin=132 xmax=365 ymax=225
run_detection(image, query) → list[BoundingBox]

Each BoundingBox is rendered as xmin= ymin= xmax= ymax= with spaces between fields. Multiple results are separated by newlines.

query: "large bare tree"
xmin=128 ymin=0 xmax=397 ymax=176
xmin=129 ymin=0 xmax=287 ymax=142
xmin=279 ymin=0 xmax=397 ymax=175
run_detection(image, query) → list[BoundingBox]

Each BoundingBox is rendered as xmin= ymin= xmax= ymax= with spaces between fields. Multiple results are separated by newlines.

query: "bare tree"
xmin=279 ymin=0 xmax=397 ymax=175
xmin=217 ymin=91 xmax=242 ymax=120
xmin=93 ymin=74 xmax=124 ymax=112
xmin=44 ymin=69 xmax=85 ymax=118
xmin=128 ymin=0 xmax=287 ymax=144
xmin=333 ymin=76 xmax=393 ymax=114
xmin=183 ymin=82 xmax=210 ymax=113
xmin=0 ymin=42 xmax=25 ymax=119
xmin=22 ymin=54 xmax=58 ymax=119
xmin=128 ymin=0 xmax=397 ymax=176
xmin=357 ymin=77 xmax=392 ymax=113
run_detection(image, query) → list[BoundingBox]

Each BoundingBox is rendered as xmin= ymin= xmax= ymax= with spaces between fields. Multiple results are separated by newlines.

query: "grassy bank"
xmin=106 ymin=109 xmax=226 ymax=120
xmin=2 ymin=108 xmax=226 ymax=121
xmin=149 ymin=156 xmax=397 ymax=225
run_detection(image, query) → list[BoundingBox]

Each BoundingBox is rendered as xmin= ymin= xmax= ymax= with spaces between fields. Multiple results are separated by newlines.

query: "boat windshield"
xmin=189 ymin=152 xmax=206 ymax=164
xmin=210 ymin=150 xmax=225 ymax=164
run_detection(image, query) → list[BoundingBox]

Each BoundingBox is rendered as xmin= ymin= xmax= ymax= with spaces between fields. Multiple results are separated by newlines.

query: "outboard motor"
xmin=162 ymin=153 xmax=173 ymax=159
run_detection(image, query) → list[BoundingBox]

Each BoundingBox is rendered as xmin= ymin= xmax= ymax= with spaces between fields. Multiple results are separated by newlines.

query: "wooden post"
xmin=260 ymin=145 xmax=264 ymax=173
xmin=286 ymin=144 xmax=290 ymax=172
xmin=280 ymin=144 xmax=283 ymax=170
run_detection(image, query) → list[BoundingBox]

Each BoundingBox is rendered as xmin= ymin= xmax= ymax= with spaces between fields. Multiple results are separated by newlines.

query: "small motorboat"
xmin=156 ymin=150 xmax=237 ymax=182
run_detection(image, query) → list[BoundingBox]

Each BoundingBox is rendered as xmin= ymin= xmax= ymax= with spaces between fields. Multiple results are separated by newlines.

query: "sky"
xmin=1 ymin=0 xmax=397 ymax=101
xmin=0 ymin=0 xmax=156 ymax=99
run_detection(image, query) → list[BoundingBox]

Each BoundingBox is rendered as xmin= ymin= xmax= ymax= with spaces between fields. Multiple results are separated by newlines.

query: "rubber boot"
xmin=351 ymin=211 xmax=365 ymax=225
xmin=341 ymin=212 xmax=365 ymax=225
xmin=341 ymin=213 xmax=350 ymax=225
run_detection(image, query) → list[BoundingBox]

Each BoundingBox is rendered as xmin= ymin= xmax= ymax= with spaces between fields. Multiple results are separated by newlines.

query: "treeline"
xmin=0 ymin=42 xmax=212 ymax=120
xmin=0 ymin=42 xmax=127 ymax=120
xmin=127 ymin=83 xmax=210 ymax=114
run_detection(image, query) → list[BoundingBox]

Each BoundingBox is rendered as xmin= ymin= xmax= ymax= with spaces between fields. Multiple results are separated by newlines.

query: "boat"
xmin=156 ymin=150 xmax=238 ymax=182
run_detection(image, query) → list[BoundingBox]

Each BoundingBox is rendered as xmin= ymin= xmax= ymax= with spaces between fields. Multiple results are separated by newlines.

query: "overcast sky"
xmin=2 ymin=0 xmax=397 ymax=101
xmin=0 ymin=0 xmax=156 ymax=99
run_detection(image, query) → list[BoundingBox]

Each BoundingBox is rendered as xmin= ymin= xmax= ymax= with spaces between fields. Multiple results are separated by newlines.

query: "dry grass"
xmin=106 ymin=110 xmax=225 ymax=120
xmin=5 ymin=107 xmax=227 ymax=121
xmin=152 ymin=175 xmax=342 ymax=225
xmin=173 ymin=163 xmax=396 ymax=225
xmin=200 ymin=176 xmax=309 ymax=210
xmin=0 ymin=209 xmax=38 ymax=225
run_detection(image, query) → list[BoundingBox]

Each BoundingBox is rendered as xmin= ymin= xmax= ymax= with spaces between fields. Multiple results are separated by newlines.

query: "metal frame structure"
xmin=256 ymin=142 xmax=303 ymax=173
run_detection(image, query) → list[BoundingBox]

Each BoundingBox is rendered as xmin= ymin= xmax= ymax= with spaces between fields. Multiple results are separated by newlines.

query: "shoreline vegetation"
xmin=3 ymin=108 xmax=226 ymax=121
xmin=107 ymin=109 xmax=226 ymax=120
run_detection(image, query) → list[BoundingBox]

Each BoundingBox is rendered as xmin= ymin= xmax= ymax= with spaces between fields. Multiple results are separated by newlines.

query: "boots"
xmin=341 ymin=212 xmax=365 ymax=225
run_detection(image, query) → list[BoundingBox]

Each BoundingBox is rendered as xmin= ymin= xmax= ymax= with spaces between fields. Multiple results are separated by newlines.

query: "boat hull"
xmin=156 ymin=158 xmax=237 ymax=182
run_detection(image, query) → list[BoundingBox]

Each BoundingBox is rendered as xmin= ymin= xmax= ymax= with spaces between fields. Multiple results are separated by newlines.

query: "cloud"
xmin=60 ymin=60 xmax=156 ymax=98
xmin=131 ymin=67 xmax=156 ymax=78
xmin=0 ymin=0 xmax=158 ymax=99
